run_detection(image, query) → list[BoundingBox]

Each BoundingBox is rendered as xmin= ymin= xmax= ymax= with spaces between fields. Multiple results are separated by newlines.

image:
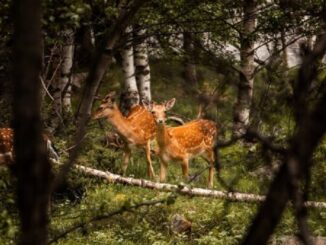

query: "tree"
xmin=183 ymin=31 xmax=198 ymax=90
xmin=12 ymin=0 xmax=52 ymax=243
xmin=120 ymin=25 xmax=139 ymax=115
xmin=233 ymin=0 xmax=257 ymax=136
xmin=134 ymin=26 xmax=152 ymax=102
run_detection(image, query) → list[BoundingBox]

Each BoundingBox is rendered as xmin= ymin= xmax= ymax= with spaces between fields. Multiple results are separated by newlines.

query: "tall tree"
xmin=183 ymin=31 xmax=198 ymax=90
xmin=12 ymin=0 xmax=52 ymax=243
xmin=120 ymin=25 xmax=139 ymax=115
xmin=233 ymin=0 xmax=257 ymax=136
xmin=134 ymin=27 xmax=152 ymax=102
xmin=60 ymin=29 xmax=74 ymax=112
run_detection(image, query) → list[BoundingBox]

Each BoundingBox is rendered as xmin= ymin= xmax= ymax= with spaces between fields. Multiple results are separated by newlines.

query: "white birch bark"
xmin=74 ymin=164 xmax=326 ymax=209
xmin=134 ymin=28 xmax=151 ymax=102
xmin=121 ymin=26 xmax=139 ymax=114
xmin=60 ymin=29 xmax=74 ymax=112
xmin=233 ymin=0 xmax=257 ymax=136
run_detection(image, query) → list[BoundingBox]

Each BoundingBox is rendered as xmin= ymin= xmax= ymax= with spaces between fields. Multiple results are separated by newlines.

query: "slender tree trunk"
xmin=120 ymin=26 xmax=139 ymax=114
xmin=242 ymin=35 xmax=326 ymax=245
xmin=134 ymin=27 xmax=151 ymax=102
xmin=51 ymin=29 xmax=74 ymax=129
xmin=60 ymin=29 xmax=74 ymax=112
xmin=280 ymin=29 xmax=289 ymax=69
xmin=183 ymin=32 xmax=198 ymax=90
xmin=13 ymin=0 xmax=52 ymax=243
xmin=233 ymin=0 xmax=257 ymax=136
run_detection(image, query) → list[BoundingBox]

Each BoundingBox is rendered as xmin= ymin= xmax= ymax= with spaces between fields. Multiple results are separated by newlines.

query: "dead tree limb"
xmin=73 ymin=164 xmax=326 ymax=209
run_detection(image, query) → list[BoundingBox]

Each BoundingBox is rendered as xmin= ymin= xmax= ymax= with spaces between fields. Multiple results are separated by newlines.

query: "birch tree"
xmin=134 ymin=27 xmax=152 ymax=102
xmin=233 ymin=0 xmax=257 ymax=136
xmin=120 ymin=26 xmax=139 ymax=115
xmin=51 ymin=29 xmax=74 ymax=129
xmin=60 ymin=29 xmax=74 ymax=112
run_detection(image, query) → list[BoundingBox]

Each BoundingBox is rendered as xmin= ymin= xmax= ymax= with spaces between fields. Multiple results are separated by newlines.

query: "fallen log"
xmin=74 ymin=164 xmax=326 ymax=209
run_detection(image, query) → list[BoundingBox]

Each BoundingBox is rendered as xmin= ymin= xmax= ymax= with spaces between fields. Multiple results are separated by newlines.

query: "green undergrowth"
xmin=0 ymin=61 xmax=325 ymax=244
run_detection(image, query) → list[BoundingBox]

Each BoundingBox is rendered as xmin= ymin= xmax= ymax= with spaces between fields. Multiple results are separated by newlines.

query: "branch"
xmin=73 ymin=164 xmax=326 ymax=209
xmin=245 ymin=129 xmax=287 ymax=155
xmin=242 ymin=33 xmax=326 ymax=245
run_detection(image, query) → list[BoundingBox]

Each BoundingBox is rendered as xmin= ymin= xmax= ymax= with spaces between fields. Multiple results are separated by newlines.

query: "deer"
xmin=0 ymin=128 xmax=60 ymax=166
xmin=143 ymin=98 xmax=218 ymax=188
xmin=92 ymin=91 xmax=157 ymax=178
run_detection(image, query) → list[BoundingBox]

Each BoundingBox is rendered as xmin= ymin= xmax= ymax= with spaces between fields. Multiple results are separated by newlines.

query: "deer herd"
xmin=0 ymin=91 xmax=218 ymax=188
xmin=93 ymin=92 xmax=218 ymax=188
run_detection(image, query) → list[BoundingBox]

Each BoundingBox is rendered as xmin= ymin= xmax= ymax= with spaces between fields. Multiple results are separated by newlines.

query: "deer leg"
xmin=122 ymin=147 xmax=131 ymax=176
xmin=181 ymin=158 xmax=189 ymax=180
xmin=206 ymin=149 xmax=215 ymax=188
xmin=144 ymin=141 xmax=155 ymax=178
xmin=159 ymin=158 xmax=168 ymax=183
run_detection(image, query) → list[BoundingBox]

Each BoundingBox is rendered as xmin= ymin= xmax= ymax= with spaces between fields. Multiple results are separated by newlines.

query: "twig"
xmin=40 ymin=75 xmax=54 ymax=101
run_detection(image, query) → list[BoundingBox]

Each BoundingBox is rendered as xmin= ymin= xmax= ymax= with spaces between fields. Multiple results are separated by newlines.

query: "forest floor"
xmin=0 ymin=61 xmax=325 ymax=244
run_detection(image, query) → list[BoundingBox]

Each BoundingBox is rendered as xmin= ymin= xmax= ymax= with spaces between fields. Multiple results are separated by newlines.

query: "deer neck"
xmin=106 ymin=107 xmax=135 ymax=141
xmin=156 ymin=123 xmax=169 ymax=149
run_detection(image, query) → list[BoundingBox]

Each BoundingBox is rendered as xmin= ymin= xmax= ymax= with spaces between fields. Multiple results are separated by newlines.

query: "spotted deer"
xmin=0 ymin=128 xmax=60 ymax=166
xmin=92 ymin=91 xmax=157 ymax=178
xmin=143 ymin=98 xmax=218 ymax=188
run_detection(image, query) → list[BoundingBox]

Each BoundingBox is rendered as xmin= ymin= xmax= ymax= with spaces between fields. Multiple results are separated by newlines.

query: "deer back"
xmin=167 ymin=119 xmax=217 ymax=154
xmin=126 ymin=105 xmax=156 ymax=141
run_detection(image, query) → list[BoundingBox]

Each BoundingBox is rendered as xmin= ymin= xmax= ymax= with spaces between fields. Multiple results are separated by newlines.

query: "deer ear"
xmin=165 ymin=98 xmax=176 ymax=111
xmin=142 ymin=99 xmax=153 ymax=111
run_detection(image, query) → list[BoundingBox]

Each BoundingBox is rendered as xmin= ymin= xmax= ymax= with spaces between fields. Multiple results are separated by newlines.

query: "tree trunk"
xmin=280 ymin=29 xmax=289 ymax=69
xmin=51 ymin=29 xmax=74 ymax=130
xmin=12 ymin=0 xmax=52 ymax=243
xmin=134 ymin=27 xmax=152 ymax=102
xmin=233 ymin=0 xmax=257 ymax=136
xmin=120 ymin=26 xmax=139 ymax=115
xmin=74 ymin=164 xmax=326 ymax=209
xmin=60 ymin=29 xmax=74 ymax=112
xmin=242 ymin=34 xmax=326 ymax=245
xmin=183 ymin=32 xmax=198 ymax=90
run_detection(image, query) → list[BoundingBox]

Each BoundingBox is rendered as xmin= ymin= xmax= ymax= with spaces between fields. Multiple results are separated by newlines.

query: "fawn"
xmin=143 ymin=98 xmax=218 ymax=188
xmin=92 ymin=91 xmax=157 ymax=178
xmin=0 ymin=128 xmax=60 ymax=166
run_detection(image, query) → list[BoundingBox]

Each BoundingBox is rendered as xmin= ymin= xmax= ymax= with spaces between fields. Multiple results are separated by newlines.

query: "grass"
xmin=0 ymin=61 xmax=325 ymax=244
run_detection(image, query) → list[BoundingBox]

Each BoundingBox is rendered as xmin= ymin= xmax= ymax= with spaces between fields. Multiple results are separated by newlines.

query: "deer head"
xmin=92 ymin=91 xmax=118 ymax=119
xmin=142 ymin=98 xmax=176 ymax=124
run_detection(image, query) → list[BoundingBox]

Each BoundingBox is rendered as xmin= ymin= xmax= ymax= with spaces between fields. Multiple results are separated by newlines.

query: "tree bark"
xmin=233 ymin=0 xmax=257 ymax=136
xmin=120 ymin=26 xmax=139 ymax=115
xmin=134 ymin=27 xmax=152 ymax=102
xmin=12 ymin=0 xmax=52 ymax=243
xmin=60 ymin=29 xmax=74 ymax=112
xmin=73 ymin=164 xmax=326 ymax=209
xmin=183 ymin=32 xmax=198 ymax=90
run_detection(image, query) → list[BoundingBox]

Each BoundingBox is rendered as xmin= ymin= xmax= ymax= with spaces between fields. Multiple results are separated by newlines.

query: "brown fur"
xmin=0 ymin=128 xmax=58 ymax=166
xmin=146 ymin=99 xmax=218 ymax=188
xmin=93 ymin=93 xmax=157 ymax=178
